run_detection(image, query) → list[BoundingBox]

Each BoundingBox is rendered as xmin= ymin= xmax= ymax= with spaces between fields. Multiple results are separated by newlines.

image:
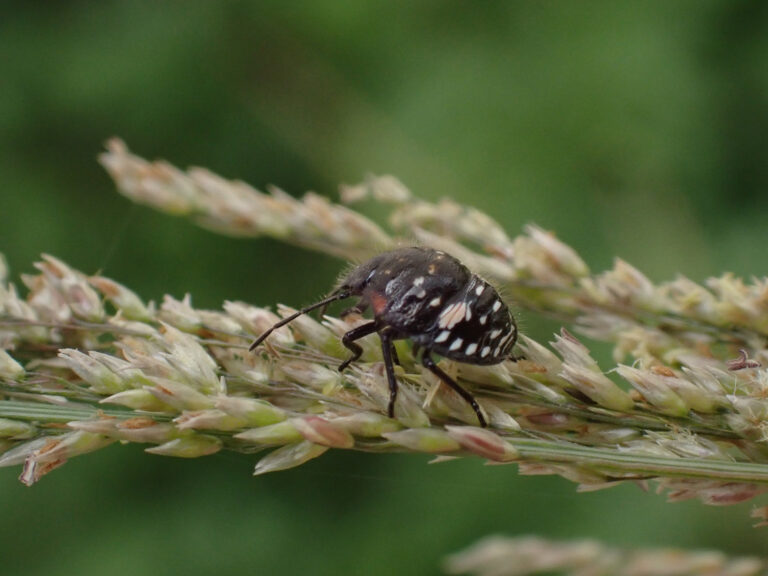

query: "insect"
xmin=249 ymin=247 xmax=518 ymax=427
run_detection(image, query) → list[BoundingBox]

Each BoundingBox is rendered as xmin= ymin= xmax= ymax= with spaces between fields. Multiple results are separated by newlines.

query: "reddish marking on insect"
xmin=369 ymin=291 xmax=387 ymax=315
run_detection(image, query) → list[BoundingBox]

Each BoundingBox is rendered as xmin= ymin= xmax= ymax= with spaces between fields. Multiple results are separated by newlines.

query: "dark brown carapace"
xmin=249 ymin=247 xmax=518 ymax=427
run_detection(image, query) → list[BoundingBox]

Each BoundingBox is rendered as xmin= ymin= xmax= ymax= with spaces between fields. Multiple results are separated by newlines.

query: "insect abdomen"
xmin=413 ymin=276 xmax=516 ymax=365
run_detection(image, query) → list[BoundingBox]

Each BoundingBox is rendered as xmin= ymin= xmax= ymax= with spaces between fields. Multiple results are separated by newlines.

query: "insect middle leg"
xmin=379 ymin=331 xmax=399 ymax=418
xmin=389 ymin=342 xmax=401 ymax=366
xmin=421 ymin=351 xmax=487 ymax=427
xmin=338 ymin=321 xmax=378 ymax=372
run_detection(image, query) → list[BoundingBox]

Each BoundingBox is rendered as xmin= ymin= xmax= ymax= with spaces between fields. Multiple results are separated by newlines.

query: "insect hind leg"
xmin=421 ymin=351 xmax=487 ymax=427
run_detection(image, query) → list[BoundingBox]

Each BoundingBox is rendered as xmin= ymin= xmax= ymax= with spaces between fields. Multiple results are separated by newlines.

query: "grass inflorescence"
xmin=445 ymin=536 xmax=768 ymax=576
xmin=2 ymin=140 xmax=768 ymax=531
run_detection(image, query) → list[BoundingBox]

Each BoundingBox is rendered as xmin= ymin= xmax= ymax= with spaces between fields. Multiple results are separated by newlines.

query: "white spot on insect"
xmin=490 ymin=329 xmax=502 ymax=339
xmin=464 ymin=306 xmax=472 ymax=321
xmin=366 ymin=270 xmax=376 ymax=281
xmin=465 ymin=342 xmax=478 ymax=355
xmin=449 ymin=338 xmax=463 ymax=351
xmin=493 ymin=345 xmax=502 ymax=356
xmin=475 ymin=285 xmax=485 ymax=297
xmin=435 ymin=330 xmax=450 ymax=343
xmin=479 ymin=314 xmax=488 ymax=325
xmin=415 ymin=289 xmax=427 ymax=299
xmin=481 ymin=346 xmax=491 ymax=358
xmin=499 ymin=331 xmax=514 ymax=346
xmin=429 ymin=297 xmax=441 ymax=307
xmin=438 ymin=301 xmax=468 ymax=329
xmin=492 ymin=300 xmax=502 ymax=312
xmin=413 ymin=276 xmax=424 ymax=286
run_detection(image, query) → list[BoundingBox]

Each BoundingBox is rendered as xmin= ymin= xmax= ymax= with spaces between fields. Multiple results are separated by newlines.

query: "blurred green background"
xmin=2 ymin=2 xmax=768 ymax=575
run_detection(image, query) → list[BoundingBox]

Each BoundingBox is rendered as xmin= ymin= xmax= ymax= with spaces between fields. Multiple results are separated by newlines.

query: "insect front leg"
xmin=421 ymin=351 xmax=487 ymax=427
xmin=338 ymin=321 xmax=378 ymax=372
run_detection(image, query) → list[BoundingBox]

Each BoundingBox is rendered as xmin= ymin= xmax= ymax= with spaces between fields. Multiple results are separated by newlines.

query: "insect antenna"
xmin=248 ymin=290 xmax=351 ymax=351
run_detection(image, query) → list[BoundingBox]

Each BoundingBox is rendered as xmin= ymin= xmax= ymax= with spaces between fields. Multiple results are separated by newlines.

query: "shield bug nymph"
xmin=249 ymin=246 xmax=519 ymax=427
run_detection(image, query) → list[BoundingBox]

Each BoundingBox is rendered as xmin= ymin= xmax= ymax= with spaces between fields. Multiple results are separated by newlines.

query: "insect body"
xmin=249 ymin=247 xmax=518 ymax=427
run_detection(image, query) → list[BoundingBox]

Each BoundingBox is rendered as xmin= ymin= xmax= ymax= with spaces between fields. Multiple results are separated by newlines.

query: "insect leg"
xmin=338 ymin=321 xmax=378 ymax=372
xmin=390 ymin=342 xmax=401 ymax=366
xmin=249 ymin=291 xmax=350 ymax=351
xmin=379 ymin=331 xmax=399 ymax=418
xmin=421 ymin=351 xmax=487 ymax=428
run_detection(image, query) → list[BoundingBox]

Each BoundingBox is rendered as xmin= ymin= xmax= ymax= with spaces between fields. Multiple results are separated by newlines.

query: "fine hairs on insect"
xmin=250 ymin=246 xmax=519 ymax=427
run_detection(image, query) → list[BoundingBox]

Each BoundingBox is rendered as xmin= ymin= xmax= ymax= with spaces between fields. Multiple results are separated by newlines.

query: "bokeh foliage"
xmin=2 ymin=2 xmax=768 ymax=575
